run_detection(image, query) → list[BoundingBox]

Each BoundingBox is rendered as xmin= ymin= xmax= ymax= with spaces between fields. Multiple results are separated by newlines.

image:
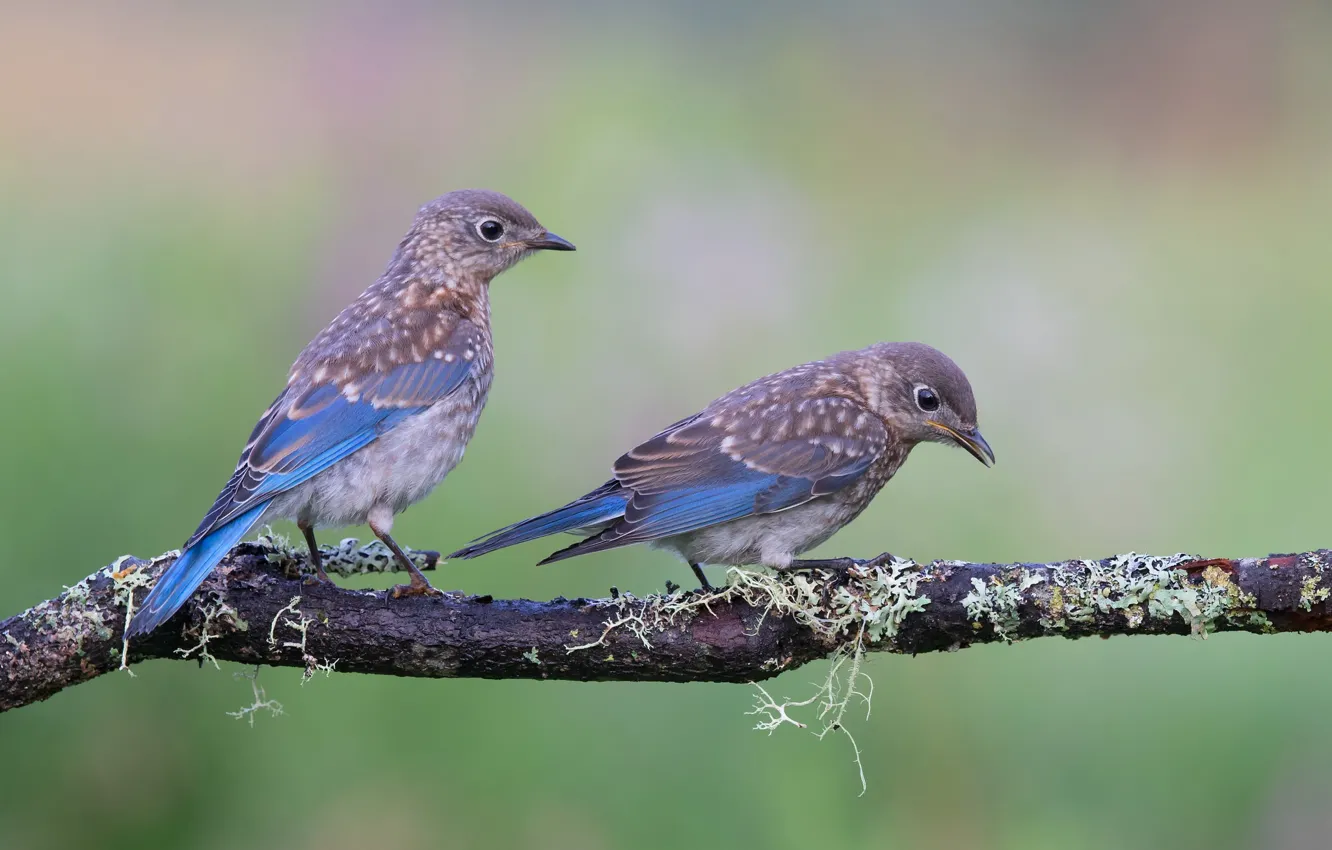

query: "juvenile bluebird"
xmin=450 ymin=342 xmax=993 ymax=588
xmin=127 ymin=190 xmax=574 ymax=636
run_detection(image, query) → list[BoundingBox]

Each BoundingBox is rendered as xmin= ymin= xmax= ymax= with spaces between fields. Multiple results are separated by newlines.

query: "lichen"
xmin=252 ymin=533 xmax=437 ymax=577
xmin=1123 ymin=605 xmax=1145 ymax=628
xmin=566 ymin=558 xmax=931 ymax=653
xmin=522 ymin=647 xmax=541 ymax=665
xmin=108 ymin=555 xmax=156 ymax=674
xmin=7 ymin=554 xmax=159 ymax=675
xmin=749 ymin=639 xmax=873 ymax=794
xmin=175 ymin=592 xmax=246 ymax=670
xmin=1299 ymin=556 xmax=1329 ymax=611
xmin=268 ymin=597 xmax=303 ymax=647
xmin=961 ymin=569 xmax=1042 ymax=641
xmin=227 ymin=666 xmax=284 ymax=726
xmin=967 ymin=553 xmax=1266 ymax=639
xmin=267 ymin=596 xmax=336 ymax=684
xmin=566 ymin=559 xmax=932 ymax=794
xmin=559 ymin=551 xmax=1279 ymax=790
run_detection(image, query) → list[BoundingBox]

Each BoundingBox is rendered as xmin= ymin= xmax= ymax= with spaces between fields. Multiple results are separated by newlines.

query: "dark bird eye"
xmin=915 ymin=387 xmax=940 ymax=412
xmin=477 ymin=219 xmax=505 ymax=242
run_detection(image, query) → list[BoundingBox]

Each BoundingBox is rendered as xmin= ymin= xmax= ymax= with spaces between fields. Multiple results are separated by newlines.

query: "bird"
xmin=127 ymin=189 xmax=575 ymax=636
xmin=449 ymin=342 xmax=994 ymax=588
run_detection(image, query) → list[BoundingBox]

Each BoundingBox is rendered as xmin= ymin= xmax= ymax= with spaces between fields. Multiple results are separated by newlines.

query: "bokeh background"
xmin=3 ymin=2 xmax=1332 ymax=848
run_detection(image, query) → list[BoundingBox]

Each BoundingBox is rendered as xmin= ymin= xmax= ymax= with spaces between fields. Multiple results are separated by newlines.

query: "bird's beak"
xmin=525 ymin=231 xmax=576 ymax=251
xmin=927 ymin=422 xmax=996 ymax=467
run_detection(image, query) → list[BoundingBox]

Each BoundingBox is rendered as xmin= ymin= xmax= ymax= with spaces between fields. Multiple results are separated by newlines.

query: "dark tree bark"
xmin=3 ymin=540 xmax=1331 ymax=713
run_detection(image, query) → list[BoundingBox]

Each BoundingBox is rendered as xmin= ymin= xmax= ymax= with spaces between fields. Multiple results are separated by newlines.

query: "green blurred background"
xmin=3 ymin=2 xmax=1332 ymax=848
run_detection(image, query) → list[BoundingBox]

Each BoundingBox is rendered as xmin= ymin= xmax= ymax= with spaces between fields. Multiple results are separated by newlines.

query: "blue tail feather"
xmin=449 ymin=488 xmax=627 ymax=560
xmin=127 ymin=502 xmax=268 ymax=637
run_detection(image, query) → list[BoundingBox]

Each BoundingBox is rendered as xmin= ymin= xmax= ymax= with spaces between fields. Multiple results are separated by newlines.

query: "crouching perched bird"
xmin=127 ymin=190 xmax=575 ymax=636
xmin=450 ymin=342 xmax=994 ymax=589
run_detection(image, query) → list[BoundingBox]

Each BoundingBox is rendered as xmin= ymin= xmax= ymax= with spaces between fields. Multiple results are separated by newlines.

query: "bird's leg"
xmin=370 ymin=521 xmax=443 ymax=599
xmin=689 ymin=562 xmax=714 ymax=592
xmin=774 ymin=557 xmax=860 ymax=572
xmin=774 ymin=552 xmax=899 ymax=573
xmin=299 ymin=522 xmax=332 ymax=584
xmin=862 ymin=552 xmax=899 ymax=568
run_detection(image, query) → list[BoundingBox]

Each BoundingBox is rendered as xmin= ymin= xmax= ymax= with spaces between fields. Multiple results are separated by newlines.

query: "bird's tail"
xmin=448 ymin=483 xmax=627 ymax=560
xmin=127 ymin=503 xmax=268 ymax=637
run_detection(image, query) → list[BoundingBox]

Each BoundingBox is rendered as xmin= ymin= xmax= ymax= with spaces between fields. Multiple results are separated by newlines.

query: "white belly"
xmin=652 ymin=496 xmax=864 ymax=568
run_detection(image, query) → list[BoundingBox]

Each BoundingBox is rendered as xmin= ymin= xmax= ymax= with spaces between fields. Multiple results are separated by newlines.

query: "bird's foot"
xmin=389 ymin=571 xmax=445 ymax=599
xmin=860 ymin=552 xmax=899 ymax=569
xmin=303 ymin=571 xmax=335 ymax=587
xmin=390 ymin=583 xmax=445 ymax=599
xmin=664 ymin=580 xmax=681 ymax=595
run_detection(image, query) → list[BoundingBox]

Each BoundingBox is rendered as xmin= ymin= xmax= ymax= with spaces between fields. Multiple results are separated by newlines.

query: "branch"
xmin=4 ymin=538 xmax=1332 ymax=713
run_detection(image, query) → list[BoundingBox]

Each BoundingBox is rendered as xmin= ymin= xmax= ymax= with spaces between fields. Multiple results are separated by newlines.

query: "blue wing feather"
xmin=195 ymin=355 xmax=474 ymax=542
xmin=130 ymin=333 xmax=480 ymax=636
xmin=448 ymin=482 xmax=629 ymax=559
xmin=538 ymin=456 xmax=874 ymax=563
xmin=127 ymin=502 xmax=268 ymax=636
xmin=452 ymin=392 xmax=886 ymax=566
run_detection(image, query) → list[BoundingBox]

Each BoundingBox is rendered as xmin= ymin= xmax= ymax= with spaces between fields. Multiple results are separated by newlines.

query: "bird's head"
xmin=861 ymin=341 xmax=994 ymax=466
xmin=412 ymin=189 xmax=575 ymax=281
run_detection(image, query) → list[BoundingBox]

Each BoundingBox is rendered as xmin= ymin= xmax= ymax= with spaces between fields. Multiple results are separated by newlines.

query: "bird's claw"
xmin=860 ymin=552 xmax=898 ymax=569
xmin=389 ymin=582 xmax=445 ymax=599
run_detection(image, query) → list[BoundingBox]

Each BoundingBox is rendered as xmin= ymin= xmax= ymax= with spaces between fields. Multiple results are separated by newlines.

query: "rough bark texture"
xmin=3 ymin=541 xmax=1332 ymax=713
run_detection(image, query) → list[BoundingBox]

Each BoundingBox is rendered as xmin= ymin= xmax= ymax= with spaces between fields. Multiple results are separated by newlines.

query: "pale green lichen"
xmin=9 ymin=554 xmax=160 ymax=676
xmin=45 ymin=572 xmax=114 ymax=658
xmin=1123 ymin=605 xmax=1145 ymax=628
xmin=749 ymin=639 xmax=874 ymax=794
xmin=823 ymin=560 xmax=934 ymax=643
xmin=108 ymin=556 xmax=156 ymax=673
xmin=227 ymin=666 xmax=284 ymax=726
xmin=1299 ymin=556 xmax=1329 ymax=611
xmin=268 ymin=597 xmax=303 ymax=647
xmin=175 ymin=593 xmax=246 ymax=670
xmin=566 ymin=559 xmax=932 ymax=795
xmin=975 ymin=553 xmax=1266 ymax=639
xmin=562 ymin=552 xmax=1277 ymax=792
xmin=253 ymin=532 xmax=437 ymax=577
xmin=566 ymin=558 xmax=930 ymax=653
xmin=962 ymin=570 xmax=1043 ymax=640
xmin=522 ymin=647 xmax=541 ymax=665
xmin=267 ymin=596 xmax=336 ymax=684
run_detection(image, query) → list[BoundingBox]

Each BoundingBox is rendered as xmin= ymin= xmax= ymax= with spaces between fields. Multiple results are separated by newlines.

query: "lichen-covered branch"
xmin=4 ymin=539 xmax=1332 ymax=713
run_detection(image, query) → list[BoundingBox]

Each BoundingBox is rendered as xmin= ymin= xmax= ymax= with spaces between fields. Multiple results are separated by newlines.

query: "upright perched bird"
xmin=128 ymin=190 xmax=574 ymax=636
xmin=451 ymin=342 xmax=993 ymax=587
